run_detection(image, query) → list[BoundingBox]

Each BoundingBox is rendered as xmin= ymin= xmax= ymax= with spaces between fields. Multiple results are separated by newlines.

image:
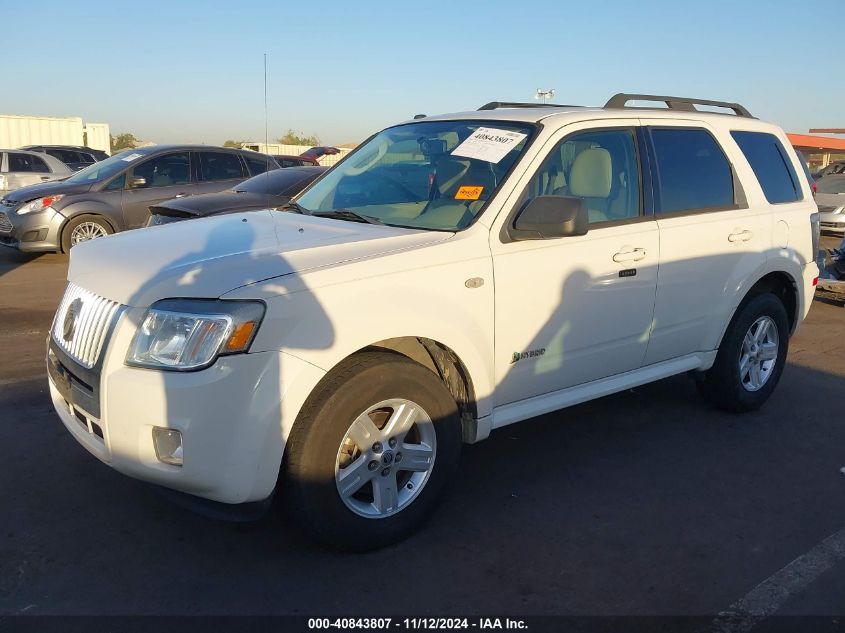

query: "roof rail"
xmin=604 ymin=93 xmax=754 ymax=118
xmin=478 ymin=101 xmax=580 ymax=111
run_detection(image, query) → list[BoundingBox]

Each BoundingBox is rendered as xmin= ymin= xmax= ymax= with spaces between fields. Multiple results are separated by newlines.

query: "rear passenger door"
xmin=6 ymin=152 xmax=55 ymax=190
xmin=641 ymin=121 xmax=770 ymax=365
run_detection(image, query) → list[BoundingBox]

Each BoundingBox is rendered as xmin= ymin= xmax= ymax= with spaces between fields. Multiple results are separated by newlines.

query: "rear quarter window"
xmin=650 ymin=128 xmax=735 ymax=214
xmin=730 ymin=131 xmax=801 ymax=204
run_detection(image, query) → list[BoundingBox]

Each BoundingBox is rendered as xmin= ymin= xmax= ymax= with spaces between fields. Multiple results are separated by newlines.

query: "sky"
xmin=5 ymin=0 xmax=843 ymax=146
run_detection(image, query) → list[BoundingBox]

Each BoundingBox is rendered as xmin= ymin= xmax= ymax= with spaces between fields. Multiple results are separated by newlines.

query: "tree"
xmin=278 ymin=129 xmax=320 ymax=146
xmin=110 ymin=133 xmax=139 ymax=152
xmin=223 ymin=140 xmax=245 ymax=148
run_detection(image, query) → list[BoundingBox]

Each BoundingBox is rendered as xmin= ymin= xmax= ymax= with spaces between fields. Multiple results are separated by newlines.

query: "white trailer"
xmin=0 ymin=114 xmax=111 ymax=154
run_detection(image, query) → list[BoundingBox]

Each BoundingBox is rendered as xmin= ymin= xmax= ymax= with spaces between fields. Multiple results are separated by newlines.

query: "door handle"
xmin=613 ymin=247 xmax=647 ymax=263
xmin=728 ymin=229 xmax=753 ymax=243
xmin=40 ymin=176 xmax=50 ymax=181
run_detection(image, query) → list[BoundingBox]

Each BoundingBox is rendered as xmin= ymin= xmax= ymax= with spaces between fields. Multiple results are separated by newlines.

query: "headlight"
xmin=126 ymin=299 xmax=265 ymax=371
xmin=17 ymin=195 xmax=64 ymax=215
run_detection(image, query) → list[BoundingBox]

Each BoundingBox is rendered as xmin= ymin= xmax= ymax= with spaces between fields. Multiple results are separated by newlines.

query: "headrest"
xmin=569 ymin=148 xmax=611 ymax=198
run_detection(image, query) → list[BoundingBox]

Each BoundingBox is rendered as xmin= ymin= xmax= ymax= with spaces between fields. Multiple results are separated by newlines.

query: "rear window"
xmin=198 ymin=151 xmax=245 ymax=182
xmin=731 ymin=131 xmax=801 ymax=204
xmin=651 ymin=128 xmax=735 ymax=214
xmin=244 ymin=154 xmax=274 ymax=176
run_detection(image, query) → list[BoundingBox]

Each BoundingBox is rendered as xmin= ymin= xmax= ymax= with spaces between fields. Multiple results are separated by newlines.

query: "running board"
xmin=489 ymin=352 xmax=716 ymax=431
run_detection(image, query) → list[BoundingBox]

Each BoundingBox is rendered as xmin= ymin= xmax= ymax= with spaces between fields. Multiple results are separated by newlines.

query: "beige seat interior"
xmin=560 ymin=148 xmax=612 ymax=223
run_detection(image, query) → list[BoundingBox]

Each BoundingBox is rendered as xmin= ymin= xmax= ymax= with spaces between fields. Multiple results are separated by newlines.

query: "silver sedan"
xmin=817 ymin=175 xmax=845 ymax=236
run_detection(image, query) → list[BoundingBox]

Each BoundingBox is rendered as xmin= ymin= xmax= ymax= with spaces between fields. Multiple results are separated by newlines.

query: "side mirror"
xmin=510 ymin=195 xmax=588 ymax=241
xmin=129 ymin=176 xmax=147 ymax=189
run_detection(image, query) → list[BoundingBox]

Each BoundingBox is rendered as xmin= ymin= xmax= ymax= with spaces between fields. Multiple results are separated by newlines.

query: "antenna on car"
xmin=264 ymin=52 xmax=271 ymax=209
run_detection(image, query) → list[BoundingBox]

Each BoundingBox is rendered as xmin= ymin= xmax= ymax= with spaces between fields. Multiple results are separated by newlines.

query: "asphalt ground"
xmin=1 ymin=236 xmax=844 ymax=631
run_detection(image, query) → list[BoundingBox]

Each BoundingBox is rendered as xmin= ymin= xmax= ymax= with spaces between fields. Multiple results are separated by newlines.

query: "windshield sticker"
xmin=455 ymin=185 xmax=484 ymax=200
xmin=451 ymin=127 xmax=528 ymax=164
xmin=121 ymin=153 xmax=143 ymax=162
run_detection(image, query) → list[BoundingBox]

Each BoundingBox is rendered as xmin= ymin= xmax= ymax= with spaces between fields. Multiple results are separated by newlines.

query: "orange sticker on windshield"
xmin=455 ymin=185 xmax=483 ymax=200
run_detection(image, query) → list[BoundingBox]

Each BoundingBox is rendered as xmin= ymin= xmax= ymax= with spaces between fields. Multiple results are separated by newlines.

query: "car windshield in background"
xmin=295 ymin=120 xmax=535 ymax=231
xmin=236 ymin=169 xmax=315 ymax=196
xmin=65 ymin=150 xmax=145 ymax=184
xmin=816 ymin=176 xmax=845 ymax=194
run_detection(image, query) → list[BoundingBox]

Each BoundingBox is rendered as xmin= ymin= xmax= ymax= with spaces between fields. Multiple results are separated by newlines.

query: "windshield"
xmin=295 ymin=120 xmax=535 ymax=230
xmin=817 ymin=176 xmax=845 ymax=194
xmin=65 ymin=150 xmax=146 ymax=184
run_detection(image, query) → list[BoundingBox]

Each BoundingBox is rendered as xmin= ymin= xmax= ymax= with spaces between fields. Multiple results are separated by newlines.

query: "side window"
xmin=29 ymin=155 xmax=49 ymax=172
xmin=198 ymin=151 xmax=246 ymax=182
xmin=522 ymin=128 xmax=641 ymax=224
xmin=104 ymin=173 xmax=126 ymax=191
xmin=8 ymin=153 xmax=38 ymax=172
xmin=245 ymin=154 xmax=273 ymax=175
xmin=650 ymin=128 xmax=734 ymax=214
xmin=730 ymin=131 xmax=801 ymax=204
xmin=131 ymin=153 xmax=190 ymax=188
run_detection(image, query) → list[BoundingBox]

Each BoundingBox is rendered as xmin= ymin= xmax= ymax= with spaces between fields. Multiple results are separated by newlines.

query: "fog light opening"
xmin=152 ymin=427 xmax=183 ymax=466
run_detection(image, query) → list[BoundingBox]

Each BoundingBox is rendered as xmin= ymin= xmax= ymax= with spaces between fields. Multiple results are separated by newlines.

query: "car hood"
xmin=68 ymin=210 xmax=451 ymax=307
xmin=150 ymin=191 xmax=283 ymax=217
xmin=2 ymin=179 xmax=91 ymax=203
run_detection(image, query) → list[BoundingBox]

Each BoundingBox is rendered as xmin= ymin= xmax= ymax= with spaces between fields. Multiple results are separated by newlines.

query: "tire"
xmin=61 ymin=214 xmax=113 ymax=252
xmin=284 ymin=351 xmax=462 ymax=551
xmin=697 ymin=293 xmax=789 ymax=412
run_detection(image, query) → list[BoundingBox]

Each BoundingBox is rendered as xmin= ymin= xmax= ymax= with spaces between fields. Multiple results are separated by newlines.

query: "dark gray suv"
xmin=0 ymin=145 xmax=276 ymax=252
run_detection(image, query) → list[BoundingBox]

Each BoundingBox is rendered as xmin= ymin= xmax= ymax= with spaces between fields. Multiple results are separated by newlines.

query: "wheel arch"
xmin=717 ymin=269 xmax=799 ymax=350
xmin=58 ymin=209 xmax=119 ymax=252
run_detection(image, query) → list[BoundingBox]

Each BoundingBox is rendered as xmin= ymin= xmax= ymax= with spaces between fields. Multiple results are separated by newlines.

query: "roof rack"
xmin=604 ymin=93 xmax=754 ymax=118
xmin=478 ymin=101 xmax=580 ymax=111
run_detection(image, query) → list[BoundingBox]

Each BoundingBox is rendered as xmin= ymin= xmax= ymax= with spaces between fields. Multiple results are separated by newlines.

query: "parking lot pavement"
xmin=1 ymin=240 xmax=844 ymax=626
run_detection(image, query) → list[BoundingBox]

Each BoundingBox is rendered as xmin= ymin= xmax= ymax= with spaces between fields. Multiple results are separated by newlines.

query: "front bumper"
xmin=819 ymin=211 xmax=845 ymax=235
xmin=0 ymin=206 xmax=64 ymax=252
xmin=48 ymin=309 xmax=326 ymax=504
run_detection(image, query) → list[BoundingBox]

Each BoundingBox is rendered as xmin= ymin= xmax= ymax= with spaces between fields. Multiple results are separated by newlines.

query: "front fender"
xmin=57 ymin=200 xmax=123 ymax=231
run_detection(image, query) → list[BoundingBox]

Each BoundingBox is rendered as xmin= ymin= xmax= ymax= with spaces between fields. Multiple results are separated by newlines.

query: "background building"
xmin=0 ymin=114 xmax=111 ymax=154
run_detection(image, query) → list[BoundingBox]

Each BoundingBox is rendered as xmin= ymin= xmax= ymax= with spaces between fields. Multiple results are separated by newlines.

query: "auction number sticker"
xmin=451 ymin=127 xmax=527 ymax=164
xmin=121 ymin=153 xmax=143 ymax=162
xmin=455 ymin=185 xmax=483 ymax=200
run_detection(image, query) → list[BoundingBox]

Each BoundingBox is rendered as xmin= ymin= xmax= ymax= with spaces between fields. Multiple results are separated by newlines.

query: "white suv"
xmin=48 ymin=94 xmax=820 ymax=550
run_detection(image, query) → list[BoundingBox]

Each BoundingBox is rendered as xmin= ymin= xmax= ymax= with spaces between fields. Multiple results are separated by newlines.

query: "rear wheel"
xmin=61 ymin=214 xmax=113 ymax=252
xmin=285 ymin=352 xmax=462 ymax=551
xmin=697 ymin=293 xmax=789 ymax=412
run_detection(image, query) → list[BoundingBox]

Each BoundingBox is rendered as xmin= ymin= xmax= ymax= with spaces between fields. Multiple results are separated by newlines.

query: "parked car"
xmin=147 ymin=165 xmax=326 ymax=226
xmin=299 ymin=146 xmax=341 ymax=161
xmin=794 ymin=150 xmax=816 ymax=195
xmin=817 ymin=174 xmax=845 ymax=235
xmin=820 ymin=160 xmax=845 ymax=178
xmin=275 ymin=154 xmax=319 ymax=167
xmin=22 ymin=145 xmax=109 ymax=172
xmin=0 ymin=145 xmax=276 ymax=252
xmin=817 ymin=234 xmax=845 ymax=298
xmin=0 ymin=149 xmax=73 ymax=196
xmin=47 ymin=93 xmax=819 ymax=551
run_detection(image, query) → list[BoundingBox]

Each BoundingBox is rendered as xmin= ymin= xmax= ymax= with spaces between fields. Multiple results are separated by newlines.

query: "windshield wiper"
xmin=279 ymin=200 xmax=311 ymax=215
xmin=311 ymin=209 xmax=384 ymax=225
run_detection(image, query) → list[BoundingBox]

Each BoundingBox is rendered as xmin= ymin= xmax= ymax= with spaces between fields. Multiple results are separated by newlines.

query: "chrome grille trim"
xmin=52 ymin=283 xmax=120 ymax=368
xmin=0 ymin=211 xmax=11 ymax=233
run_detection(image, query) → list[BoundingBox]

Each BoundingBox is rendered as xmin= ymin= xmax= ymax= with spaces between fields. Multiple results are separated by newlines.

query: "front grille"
xmin=52 ymin=282 xmax=120 ymax=368
xmin=0 ymin=211 xmax=11 ymax=233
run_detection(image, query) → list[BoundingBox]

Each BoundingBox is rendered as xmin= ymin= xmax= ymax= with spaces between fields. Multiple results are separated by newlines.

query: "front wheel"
xmin=697 ymin=293 xmax=789 ymax=412
xmin=61 ymin=214 xmax=113 ymax=252
xmin=284 ymin=352 xmax=462 ymax=551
